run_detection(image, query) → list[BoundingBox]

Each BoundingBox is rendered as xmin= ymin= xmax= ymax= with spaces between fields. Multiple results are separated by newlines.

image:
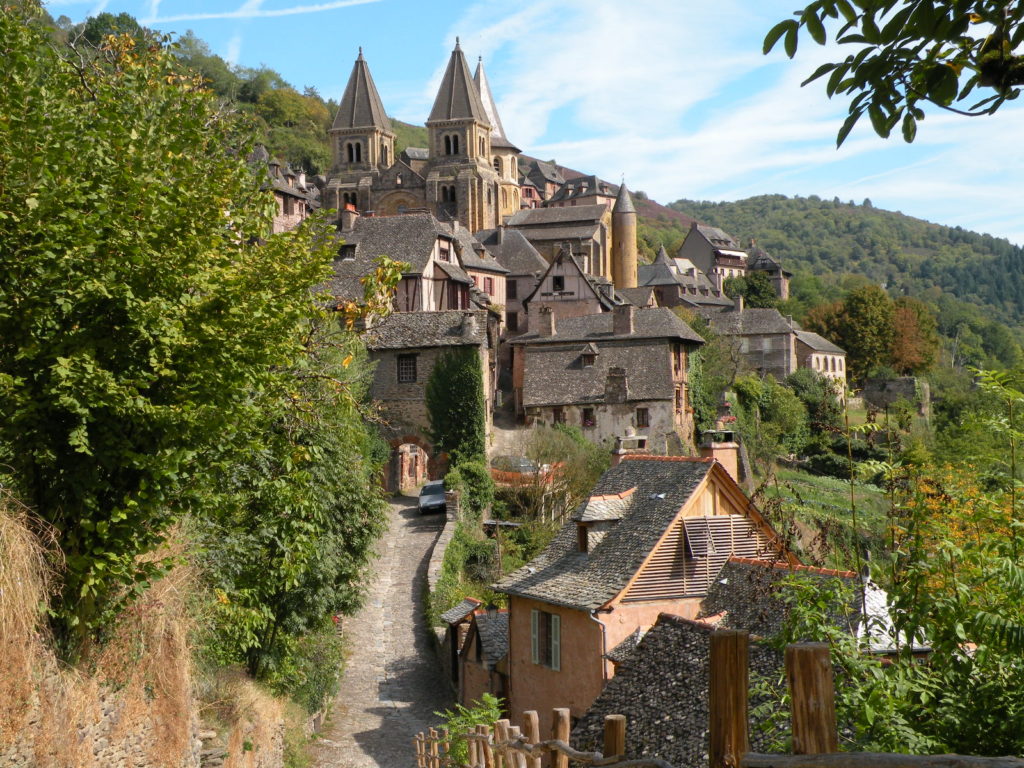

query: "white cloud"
xmin=148 ymin=0 xmax=379 ymax=23
xmin=224 ymin=33 xmax=243 ymax=66
xmin=88 ymin=0 xmax=109 ymax=16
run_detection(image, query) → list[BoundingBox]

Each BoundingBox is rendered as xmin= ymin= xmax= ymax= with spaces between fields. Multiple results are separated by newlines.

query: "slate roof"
xmin=694 ymin=224 xmax=741 ymax=250
xmin=520 ymin=158 xmax=566 ymax=188
xmin=402 ymin=147 xmax=430 ymax=161
xmin=796 ymin=330 xmax=845 ymax=355
xmin=428 ymin=41 xmax=490 ymax=124
xmin=616 ymin=287 xmax=658 ymax=307
xmin=575 ymin=488 xmax=636 ymax=522
xmin=450 ymin=225 xmax=509 ymax=274
xmin=507 ymin=204 xmax=607 ymax=227
xmin=474 ymin=60 xmax=519 ymax=151
xmin=495 ymin=458 xmax=715 ymax=610
xmin=748 ymin=248 xmax=792 ymax=277
xmin=546 ymin=175 xmax=617 ymax=205
xmin=519 ymin=340 xmax=678 ymax=407
xmin=473 ymin=610 xmax=510 ymax=664
xmin=363 ymin=310 xmax=488 ymax=350
xmin=440 ymin=597 xmax=482 ymax=625
xmin=614 ymin=182 xmax=636 ymax=215
xmin=332 ymin=50 xmax=392 ymax=133
xmin=572 ymin=614 xmax=784 ymax=768
xmin=605 ymin=628 xmax=642 ymax=664
xmin=511 ymin=307 xmax=704 ymax=346
xmin=703 ymin=307 xmax=797 ymax=336
xmin=475 ymin=229 xmax=548 ymax=276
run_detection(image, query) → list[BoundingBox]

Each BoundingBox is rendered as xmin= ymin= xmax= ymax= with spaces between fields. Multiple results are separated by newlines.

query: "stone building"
xmin=323 ymin=42 xmax=515 ymax=234
xmin=475 ymin=228 xmax=548 ymax=337
xmin=637 ymin=246 xmax=733 ymax=311
xmin=509 ymin=306 xmax=704 ymax=452
xmin=701 ymin=299 xmax=801 ymax=380
xmin=795 ymin=330 xmax=847 ymax=392
xmin=521 ymin=248 xmax=621 ymax=324
xmin=458 ymin=608 xmax=510 ymax=709
xmin=677 ymin=222 xmax=749 ymax=290
xmin=249 ymin=145 xmax=320 ymax=233
xmin=494 ymin=456 xmax=790 ymax=736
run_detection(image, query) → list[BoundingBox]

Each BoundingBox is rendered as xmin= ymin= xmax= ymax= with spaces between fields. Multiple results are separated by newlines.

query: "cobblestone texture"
xmin=313 ymin=495 xmax=452 ymax=768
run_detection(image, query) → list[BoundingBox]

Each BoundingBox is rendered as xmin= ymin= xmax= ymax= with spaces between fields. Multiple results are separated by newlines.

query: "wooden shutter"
xmin=550 ymin=614 xmax=561 ymax=671
xmin=531 ymin=609 xmax=539 ymax=664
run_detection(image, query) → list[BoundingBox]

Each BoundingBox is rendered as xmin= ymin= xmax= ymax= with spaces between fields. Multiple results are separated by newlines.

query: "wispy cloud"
xmin=147 ymin=0 xmax=380 ymax=24
xmin=88 ymin=0 xmax=109 ymax=16
xmin=224 ymin=33 xmax=243 ymax=66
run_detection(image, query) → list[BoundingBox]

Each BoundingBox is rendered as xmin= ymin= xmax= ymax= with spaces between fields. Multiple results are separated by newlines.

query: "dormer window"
xmin=552 ymin=276 xmax=565 ymax=292
xmin=582 ymin=353 xmax=596 ymax=367
xmin=438 ymin=240 xmax=452 ymax=262
xmin=338 ymin=244 xmax=356 ymax=261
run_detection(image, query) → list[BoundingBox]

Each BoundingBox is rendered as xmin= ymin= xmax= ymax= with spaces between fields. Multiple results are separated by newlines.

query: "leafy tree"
xmin=765 ymin=1 xmax=1024 ymax=146
xmin=724 ymin=270 xmax=779 ymax=308
xmin=891 ymin=296 xmax=939 ymax=374
xmin=80 ymin=11 xmax=149 ymax=45
xmin=785 ymin=368 xmax=843 ymax=428
xmin=435 ymin=694 xmax=504 ymax=765
xmin=0 ymin=6 xmax=335 ymax=654
xmin=426 ymin=346 xmax=487 ymax=461
xmin=829 ymin=285 xmax=896 ymax=382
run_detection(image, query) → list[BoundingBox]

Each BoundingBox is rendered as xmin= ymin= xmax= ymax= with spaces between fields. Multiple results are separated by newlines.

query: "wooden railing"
xmin=418 ymin=631 xmax=1024 ymax=768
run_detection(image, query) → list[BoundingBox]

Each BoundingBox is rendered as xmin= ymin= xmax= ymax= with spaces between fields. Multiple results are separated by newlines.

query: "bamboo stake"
xmin=786 ymin=643 xmax=838 ymax=755
xmin=430 ymin=727 xmax=441 ymax=768
xmin=415 ymin=733 xmax=425 ymax=768
xmin=603 ymin=714 xmax=626 ymax=759
xmin=709 ymin=629 xmax=750 ymax=768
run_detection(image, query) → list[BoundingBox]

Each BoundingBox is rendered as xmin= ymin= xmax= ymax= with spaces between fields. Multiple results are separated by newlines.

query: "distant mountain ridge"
xmin=669 ymin=195 xmax=1024 ymax=327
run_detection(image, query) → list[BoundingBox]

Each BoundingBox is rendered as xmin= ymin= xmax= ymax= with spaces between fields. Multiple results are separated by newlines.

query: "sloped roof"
xmin=473 ymin=59 xmax=518 ymax=151
xmin=332 ymin=50 xmax=392 ymax=133
xmin=440 ymin=597 xmax=482 ymax=625
xmin=572 ymin=614 xmax=784 ymax=768
xmin=364 ymin=310 xmax=488 ymax=350
xmin=428 ymin=41 xmax=490 ymax=124
xmin=694 ymin=224 xmax=741 ymax=249
xmin=575 ymin=488 xmax=637 ymax=522
xmin=511 ymin=307 xmax=704 ymax=346
xmin=332 ymin=212 xmax=449 ymax=274
xmin=475 ymin=229 xmax=548 ymax=276
xmin=472 ymin=610 xmax=509 ymax=664
xmin=614 ymin=182 xmax=636 ymax=215
xmin=495 ymin=458 xmax=716 ymax=610
xmin=519 ymin=250 xmax=620 ymax=312
xmin=605 ymin=628 xmax=642 ymax=664
xmin=507 ymin=204 xmax=607 ymax=227
xmin=402 ymin=147 xmax=430 ymax=161
xmin=450 ymin=225 xmax=508 ymax=274
xmin=617 ymin=287 xmax=658 ymax=308
xmin=703 ymin=307 xmax=797 ymax=336
xmin=796 ymin=330 xmax=845 ymax=355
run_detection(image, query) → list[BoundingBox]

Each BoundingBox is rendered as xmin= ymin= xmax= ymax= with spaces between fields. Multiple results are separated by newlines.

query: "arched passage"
xmin=386 ymin=434 xmax=446 ymax=493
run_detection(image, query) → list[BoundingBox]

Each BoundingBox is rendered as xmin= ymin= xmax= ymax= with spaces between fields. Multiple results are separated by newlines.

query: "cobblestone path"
xmin=313 ymin=496 xmax=452 ymax=768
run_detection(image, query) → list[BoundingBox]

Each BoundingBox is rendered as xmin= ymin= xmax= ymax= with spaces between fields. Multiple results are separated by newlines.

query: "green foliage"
xmin=435 ymin=694 xmax=504 ymax=766
xmin=732 ymin=375 xmax=810 ymax=466
xmin=724 ymin=270 xmax=778 ymax=308
xmin=785 ymin=369 xmax=842 ymax=429
xmin=270 ymin=624 xmax=347 ymax=715
xmin=445 ymin=456 xmax=495 ymax=520
xmin=426 ymin=346 xmax=487 ymax=461
xmin=765 ymin=1 xmax=1024 ymax=146
xmin=392 ymin=119 xmax=429 ymax=155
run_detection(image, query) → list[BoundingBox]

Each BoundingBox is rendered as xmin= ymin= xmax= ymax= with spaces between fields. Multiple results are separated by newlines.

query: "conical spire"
xmin=429 ymin=41 xmax=490 ymax=124
xmin=332 ymin=49 xmax=392 ymax=132
xmin=654 ymin=245 xmax=672 ymax=264
xmin=474 ymin=57 xmax=512 ymax=146
xmin=613 ymin=182 xmax=636 ymax=215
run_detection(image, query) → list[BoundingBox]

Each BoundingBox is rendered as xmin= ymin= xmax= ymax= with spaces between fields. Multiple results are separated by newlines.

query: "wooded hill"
xmin=669 ymin=195 xmax=1024 ymax=329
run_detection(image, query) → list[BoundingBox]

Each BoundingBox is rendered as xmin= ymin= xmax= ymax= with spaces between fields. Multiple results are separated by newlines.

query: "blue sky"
xmin=51 ymin=0 xmax=1024 ymax=245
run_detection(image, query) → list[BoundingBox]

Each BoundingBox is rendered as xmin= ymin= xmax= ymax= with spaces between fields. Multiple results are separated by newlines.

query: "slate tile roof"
xmin=572 ymin=614 xmax=784 ymax=768
xmin=450 ymin=225 xmax=509 ymax=274
xmin=510 ymin=307 xmax=704 ymax=346
xmin=364 ymin=309 xmax=488 ymax=350
xmin=440 ymin=597 xmax=483 ymax=625
xmin=495 ymin=458 xmax=715 ymax=611
xmin=617 ymin=287 xmax=658 ymax=307
xmin=614 ymin=183 xmax=636 ymax=215
xmin=574 ymin=488 xmax=637 ymax=522
xmin=429 ymin=41 xmax=490 ymax=124
xmin=333 ymin=51 xmax=392 ymax=133
xmin=796 ymin=330 xmax=845 ymax=355
xmin=473 ymin=610 xmax=510 ymax=665
xmin=401 ymin=147 xmax=430 ymax=161
xmin=475 ymin=229 xmax=548 ymax=276
xmin=506 ymin=204 xmax=607 ymax=227
xmin=702 ymin=307 xmax=797 ymax=336
xmin=605 ymin=628 xmax=642 ymax=664
xmin=694 ymin=224 xmax=742 ymax=250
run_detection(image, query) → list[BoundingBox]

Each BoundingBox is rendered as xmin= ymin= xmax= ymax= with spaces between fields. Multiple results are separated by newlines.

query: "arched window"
xmin=493 ymin=157 xmax=501 ymax=175
xmin=448 ymin=186 xmax=456 ymax=203
xmin=346 ymin=143 xmax=354 ymax=163
xmin=381 ymin=143 xmax=388 ymax=165
xmin=444 ymin=136 xmax=452 ymax=155
xmin=441 ymin=186 xmax=449 ymax=203
xmin=354 ymin=143 xmax=362 ymax=163
xmin=452 ymin=134 xmax=460 ymax=155
xmin=479 ymin=137 xmax=485 ymax=156
xmin=502 ymin=189 xmax=508 ymax=207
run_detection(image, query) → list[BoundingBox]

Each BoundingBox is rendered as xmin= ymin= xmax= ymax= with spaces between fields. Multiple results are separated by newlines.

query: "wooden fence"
xmin=417 ymin=631 xmax=1024 ymax=768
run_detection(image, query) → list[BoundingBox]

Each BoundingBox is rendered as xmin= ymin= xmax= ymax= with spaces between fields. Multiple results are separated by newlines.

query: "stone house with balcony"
xmin=493 ymin=455 xmax=792 ymax=737
xmin=509 ymin=306 xmax=704 ymax=453
xmin=677 ymin=222 xmax=749 ymax=291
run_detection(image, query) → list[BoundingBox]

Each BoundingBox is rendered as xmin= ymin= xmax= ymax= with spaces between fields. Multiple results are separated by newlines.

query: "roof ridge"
xmin=728 ymin=556 xmax=855 ymax=579
xmin=620 ymin=455 xmax=714 ymax=463
xmin=588 ymin=486 xmax=637 ymax=502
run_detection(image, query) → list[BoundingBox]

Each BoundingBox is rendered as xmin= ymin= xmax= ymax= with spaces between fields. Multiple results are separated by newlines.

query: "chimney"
xmin=610 ymin=427 xmax=649 ymax=467
xmin=699 ymin=398 xmax=740 ymax=482
xmin=298 ymin=171 xmax=306 ymax=189
xmin=496 ymin=226 xmax=504 ymax=244
xmin=605 ymin=367 xmax=628 ymax=404
xmin=733 ymin=294 xmax=744 ymax=313
xmin=537 ymin=305 xmax=556 ymax=337
xmin=613 ymin=304 xmax=635 ymax=335
xmin=340 ymin=205 xmax=359 ymax=231
xmin=462 ymin=311 xmax=477 ymax=338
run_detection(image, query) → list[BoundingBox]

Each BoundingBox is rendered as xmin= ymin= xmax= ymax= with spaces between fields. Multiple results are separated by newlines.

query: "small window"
xmin=552 ymin=407 xmax=565 ymax=425
xmin=444 ymin=135 xmax=452 ymax=155
xmin=581 ymin=353 xmax=596 ymax=367
xmin=675 ymin=388 xmax=683 ymax=412
xmin=507 ymin=311 xmax=519 ymax=332
xmin=338 ymin=244 xmax=356 ymax=261
xmin=397 ymin=354 xmax=417 ymax=384
xmin=283 ymin=196 xmax=294 ymax=215
xmin=381 ymin=143 xmax=388 ymax=165
xmin=507 ymin=280 xmax=518 ymax=300
xmin=452 ymin=134 xmax=460 ymax=155
xmin=581 ymin=407 xmax=595 ymax=428
xmin=552 ymin=276 xmax=565 ymax=292
xmin=531 ymin=609 xmax=561 ymax=670
xmin=484 ymin=277 xmax=494 ymax=295
xmin=636 ymin=408 xmax=650 ymax=428
xmin=493 ymin=158 xmax=501 ymax=174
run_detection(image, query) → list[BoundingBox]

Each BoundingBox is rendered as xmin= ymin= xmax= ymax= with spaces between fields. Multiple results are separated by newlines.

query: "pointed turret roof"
xmin=474 ymin=58 xmax=518 ymax=150
xmin=332 ymin=49 xmax=392 ymax=133
xmin=429 ymin=39 xmax=490 ymax=124
xmin=654 ymin=245 xmax=672 ymax=265
xmin=613 ymin=182 xmax=636 ymax=215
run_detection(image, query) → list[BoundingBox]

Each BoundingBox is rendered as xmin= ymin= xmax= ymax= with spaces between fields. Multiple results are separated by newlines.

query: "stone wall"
xmin=862 ymin=376 xmax=930 ymax=416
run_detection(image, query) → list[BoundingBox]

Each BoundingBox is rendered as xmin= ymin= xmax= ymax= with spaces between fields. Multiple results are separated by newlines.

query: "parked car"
xmin=418 ymin=480 xmax=446 ymax=514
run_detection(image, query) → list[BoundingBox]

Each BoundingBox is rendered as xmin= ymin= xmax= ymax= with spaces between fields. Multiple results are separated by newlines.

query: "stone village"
xmin=266 ymin=40 xmax=865 ymax=764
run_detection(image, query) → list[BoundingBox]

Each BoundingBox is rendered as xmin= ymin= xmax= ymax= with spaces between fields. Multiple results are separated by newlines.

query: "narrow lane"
xmin=313 ymin=495 xmax=453 ymax=768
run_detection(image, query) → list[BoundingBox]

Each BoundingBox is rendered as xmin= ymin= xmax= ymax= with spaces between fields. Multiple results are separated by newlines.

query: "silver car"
xmin=417 ymin=480 xmax=446 ymax=514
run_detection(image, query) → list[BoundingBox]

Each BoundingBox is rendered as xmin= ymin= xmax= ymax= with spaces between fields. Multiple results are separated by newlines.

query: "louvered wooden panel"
xmin=623 ymin=515 xmax=773 ymax=602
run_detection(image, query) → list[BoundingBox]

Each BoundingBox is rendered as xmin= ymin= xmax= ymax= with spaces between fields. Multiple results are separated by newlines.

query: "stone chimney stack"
xmin=699 ymin=398 xmax=740 ymax=482
xmin=613 ymin=304 xmax=635 ymax=335
xmin=733 ymin=294 xmax=744 ymax=313
xmin=605 ymin=367 xmax=628 ymax=404
xmin=462 ymin=311 xmax=477 ymax=339
xmin=610 ymin=427 xmax=649 ymax=467
xmin=298 ymin=171 xmax=306 ymax=189
xmin=537 ymin=306 xmax=556 ymax=337
xmin=340 ymin=205 xmax=359 ymax=231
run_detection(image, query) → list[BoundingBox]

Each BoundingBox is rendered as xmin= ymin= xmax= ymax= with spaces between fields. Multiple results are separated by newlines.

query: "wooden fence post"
xmin=523 ymin=711 xmax=541 ymax=768
xmin=709 ymin=629 xmax=750 ymax=768
xmin=480 ymin=724 xmax=494 ymax=768
xmin=786 ymin=642 xmax=838 ymax=755
xmin=495 ymin=719 xmax=510 ymax=768
xmin=552 ymin=708 xmax=571 ymax=768
xmin=415 ymin=733 xmax=425 ymax=768
xmin=429 ymin=728 xmax=440 ymax=768
xmin=603 ymin=714 xmax=626 ymax=759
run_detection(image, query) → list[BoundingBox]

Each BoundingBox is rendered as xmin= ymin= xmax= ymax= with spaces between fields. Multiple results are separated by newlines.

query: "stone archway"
xmin=386 ymin=434 xmax=446 ymax=494
xmin=376 ymin=191 xmax=423 ymax=216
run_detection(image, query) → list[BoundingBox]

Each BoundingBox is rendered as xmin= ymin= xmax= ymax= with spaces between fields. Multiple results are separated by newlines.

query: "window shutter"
xmin=531 ymin=610 xmax=539 ymax=665
xmin=551 ymin=614 xmax=561 ymax=671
